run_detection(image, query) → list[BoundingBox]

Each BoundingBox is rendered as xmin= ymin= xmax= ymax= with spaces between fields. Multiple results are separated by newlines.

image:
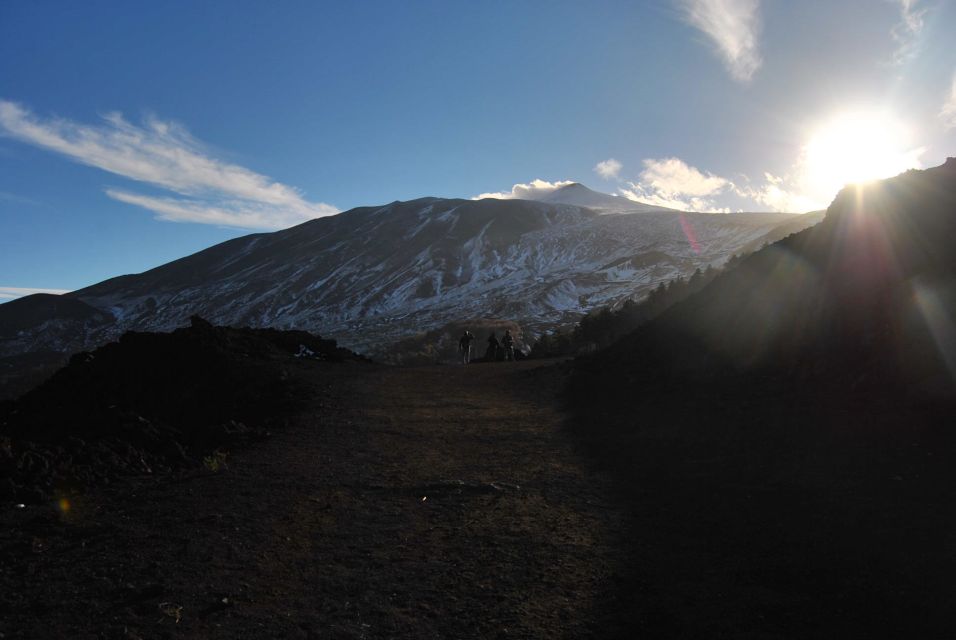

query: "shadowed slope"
xmin=566 ymin=159 xmax=956 ymax=637
xmin=578 ymin=158 xmax=956 ymax=392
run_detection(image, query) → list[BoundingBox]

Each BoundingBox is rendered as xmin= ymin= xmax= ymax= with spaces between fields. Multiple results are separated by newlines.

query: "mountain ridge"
xmin=534 ymin=182 xmax=676 ymax=213
xmin=1 ymin=189 xmax=822 ymax=396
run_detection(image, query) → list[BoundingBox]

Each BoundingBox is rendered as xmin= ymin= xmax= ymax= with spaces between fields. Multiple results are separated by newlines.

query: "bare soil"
xmin=0 ymin=359 xmax=633 ymax=639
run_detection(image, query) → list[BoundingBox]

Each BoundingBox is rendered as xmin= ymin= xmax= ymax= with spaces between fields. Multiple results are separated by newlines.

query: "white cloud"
xmin=0 ymin=286 xmax=71 ymax=301
xmin=604 ymin=119 xmax=927 ymax=215
xmin=941 ymin=73 xmax=956 ymax=130
xmin=679 ymin=0 xmax=762 ymax=83
xmin=734 ymin=173 xmax=822 ymax=212
xmin=0 ymin=100 xmax=338 ymax=230
xmin=619 ymin=158 xmax=730 ymax=212
xmin=474 ymin=179 xmax=575 ymax=200
xmin=638 ymin=157 xmax=729 ymax=196
xmin=478 ymin=165 xmax=734 ymax=211
xmin=618 ymin=157 xmax=819 ymax=213
xmin=891 ymin=0 xmax=927 ymax=65
xmin=619 ymin=186 xmax=731 ymax=212
xmin=485 ymin=152 xmax=838 ymax=214
xmin=593 ymin=158 xmax=622 ymax=180
xmin=620 ymin=157 xmax=733 ymax=211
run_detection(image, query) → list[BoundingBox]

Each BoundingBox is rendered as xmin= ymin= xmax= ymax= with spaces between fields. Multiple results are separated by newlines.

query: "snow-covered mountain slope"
xmin=537 ymin=182 xmax=675 ymax=213
xmin=1 ymin=196 xmax=822 ymax=361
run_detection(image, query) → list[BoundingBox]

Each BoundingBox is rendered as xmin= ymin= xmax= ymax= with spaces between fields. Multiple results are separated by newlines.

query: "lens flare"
xmin=913 ymin=282 xmax=956 ymax=384
xmin=678 ymin=213 xmax=700 ymax=254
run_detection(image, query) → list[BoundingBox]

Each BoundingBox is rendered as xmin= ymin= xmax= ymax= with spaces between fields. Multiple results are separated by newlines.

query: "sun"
xmin=803 ymin=111 xmax=923 ymax=201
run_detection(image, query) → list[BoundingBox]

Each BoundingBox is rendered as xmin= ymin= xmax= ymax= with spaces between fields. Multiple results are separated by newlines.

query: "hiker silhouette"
xmin=502 ymin=330 xmax=515 ymax=361
xmin=485 ymin=332 xmax=500 ymax=361
xmin=458 ymin=330 xmax=474 ymax=365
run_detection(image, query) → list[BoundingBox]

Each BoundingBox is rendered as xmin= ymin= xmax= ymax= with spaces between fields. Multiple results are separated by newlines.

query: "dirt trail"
xmin=1 ymin=360 xmax=633 ymax=639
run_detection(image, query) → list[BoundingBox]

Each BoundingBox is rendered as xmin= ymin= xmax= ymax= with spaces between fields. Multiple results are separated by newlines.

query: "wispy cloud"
xmin=941 ymin=73 xmax=956 ymax=130
xmin=0 ymin=286 xmax=72 ymax=301
xmin=679 ymin=0 xmax=762 ymax=83
xmin=104 ymin=190 xmax=324 ymax=229
xmin=473 ymin=179 xmax=575 ymax=200
xmin=0 ymin=191 xmax=41 ymax=206
xmin=593 ymin=158 xmax=622 ymax=180
xmin=0 ymin=100 xmax=338 ymax=230
xmin=890 ymin=0 xmax=927 ymax=65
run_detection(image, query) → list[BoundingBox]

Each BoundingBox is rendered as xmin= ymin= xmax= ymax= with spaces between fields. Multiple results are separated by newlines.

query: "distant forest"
xmin=529 ymin=257 xmax=743 ymax=358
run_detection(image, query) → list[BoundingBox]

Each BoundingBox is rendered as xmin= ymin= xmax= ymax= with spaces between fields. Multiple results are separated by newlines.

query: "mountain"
xmin=535 ymin=182 xmax=675 ymax=213
xmin=0 ymin=196 xmax=821 ymax=393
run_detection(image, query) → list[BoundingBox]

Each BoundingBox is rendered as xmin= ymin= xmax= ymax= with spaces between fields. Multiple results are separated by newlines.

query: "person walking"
xmin=486 ymin=331 xmax=500 ymax=361
xmin=502 ymin=329 xmax=515 ymax=361
xmin=458 ymin=330 xmax=475 ymax=365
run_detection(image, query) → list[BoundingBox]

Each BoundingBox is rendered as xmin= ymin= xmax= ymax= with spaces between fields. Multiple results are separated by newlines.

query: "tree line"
xmin=529 ymin=257 xmax=741 ymax=358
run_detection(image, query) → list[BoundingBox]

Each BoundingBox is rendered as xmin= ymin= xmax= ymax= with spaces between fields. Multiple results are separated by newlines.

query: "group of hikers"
xmin=457 ymin=329 xmax=516 ymax=365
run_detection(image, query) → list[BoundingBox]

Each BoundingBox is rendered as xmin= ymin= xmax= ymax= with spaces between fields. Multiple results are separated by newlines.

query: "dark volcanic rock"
xmin=0 ymin=317 xmax=364 ymax=506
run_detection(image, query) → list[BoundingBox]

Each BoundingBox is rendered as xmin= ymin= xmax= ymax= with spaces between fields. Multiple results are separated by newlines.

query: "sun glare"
xmin=804 ymin=111 xmax=922 ymax=201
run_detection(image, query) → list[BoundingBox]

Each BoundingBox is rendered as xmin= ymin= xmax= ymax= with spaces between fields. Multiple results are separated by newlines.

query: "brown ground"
xmin=0 ymin=359 xmax=633 ymax=639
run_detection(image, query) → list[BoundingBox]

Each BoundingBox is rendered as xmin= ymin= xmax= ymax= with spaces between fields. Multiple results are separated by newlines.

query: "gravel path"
xmin=0 ymin=359 xmax=633 ymax=639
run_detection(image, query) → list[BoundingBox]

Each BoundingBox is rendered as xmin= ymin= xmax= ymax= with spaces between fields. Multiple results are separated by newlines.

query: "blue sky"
xmin=2 ymin=0 xmax=955 ymax=298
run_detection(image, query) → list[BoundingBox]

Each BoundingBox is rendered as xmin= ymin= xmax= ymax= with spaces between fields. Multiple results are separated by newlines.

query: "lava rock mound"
xmin=0 ymin=316 xmax=362 ymax=506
